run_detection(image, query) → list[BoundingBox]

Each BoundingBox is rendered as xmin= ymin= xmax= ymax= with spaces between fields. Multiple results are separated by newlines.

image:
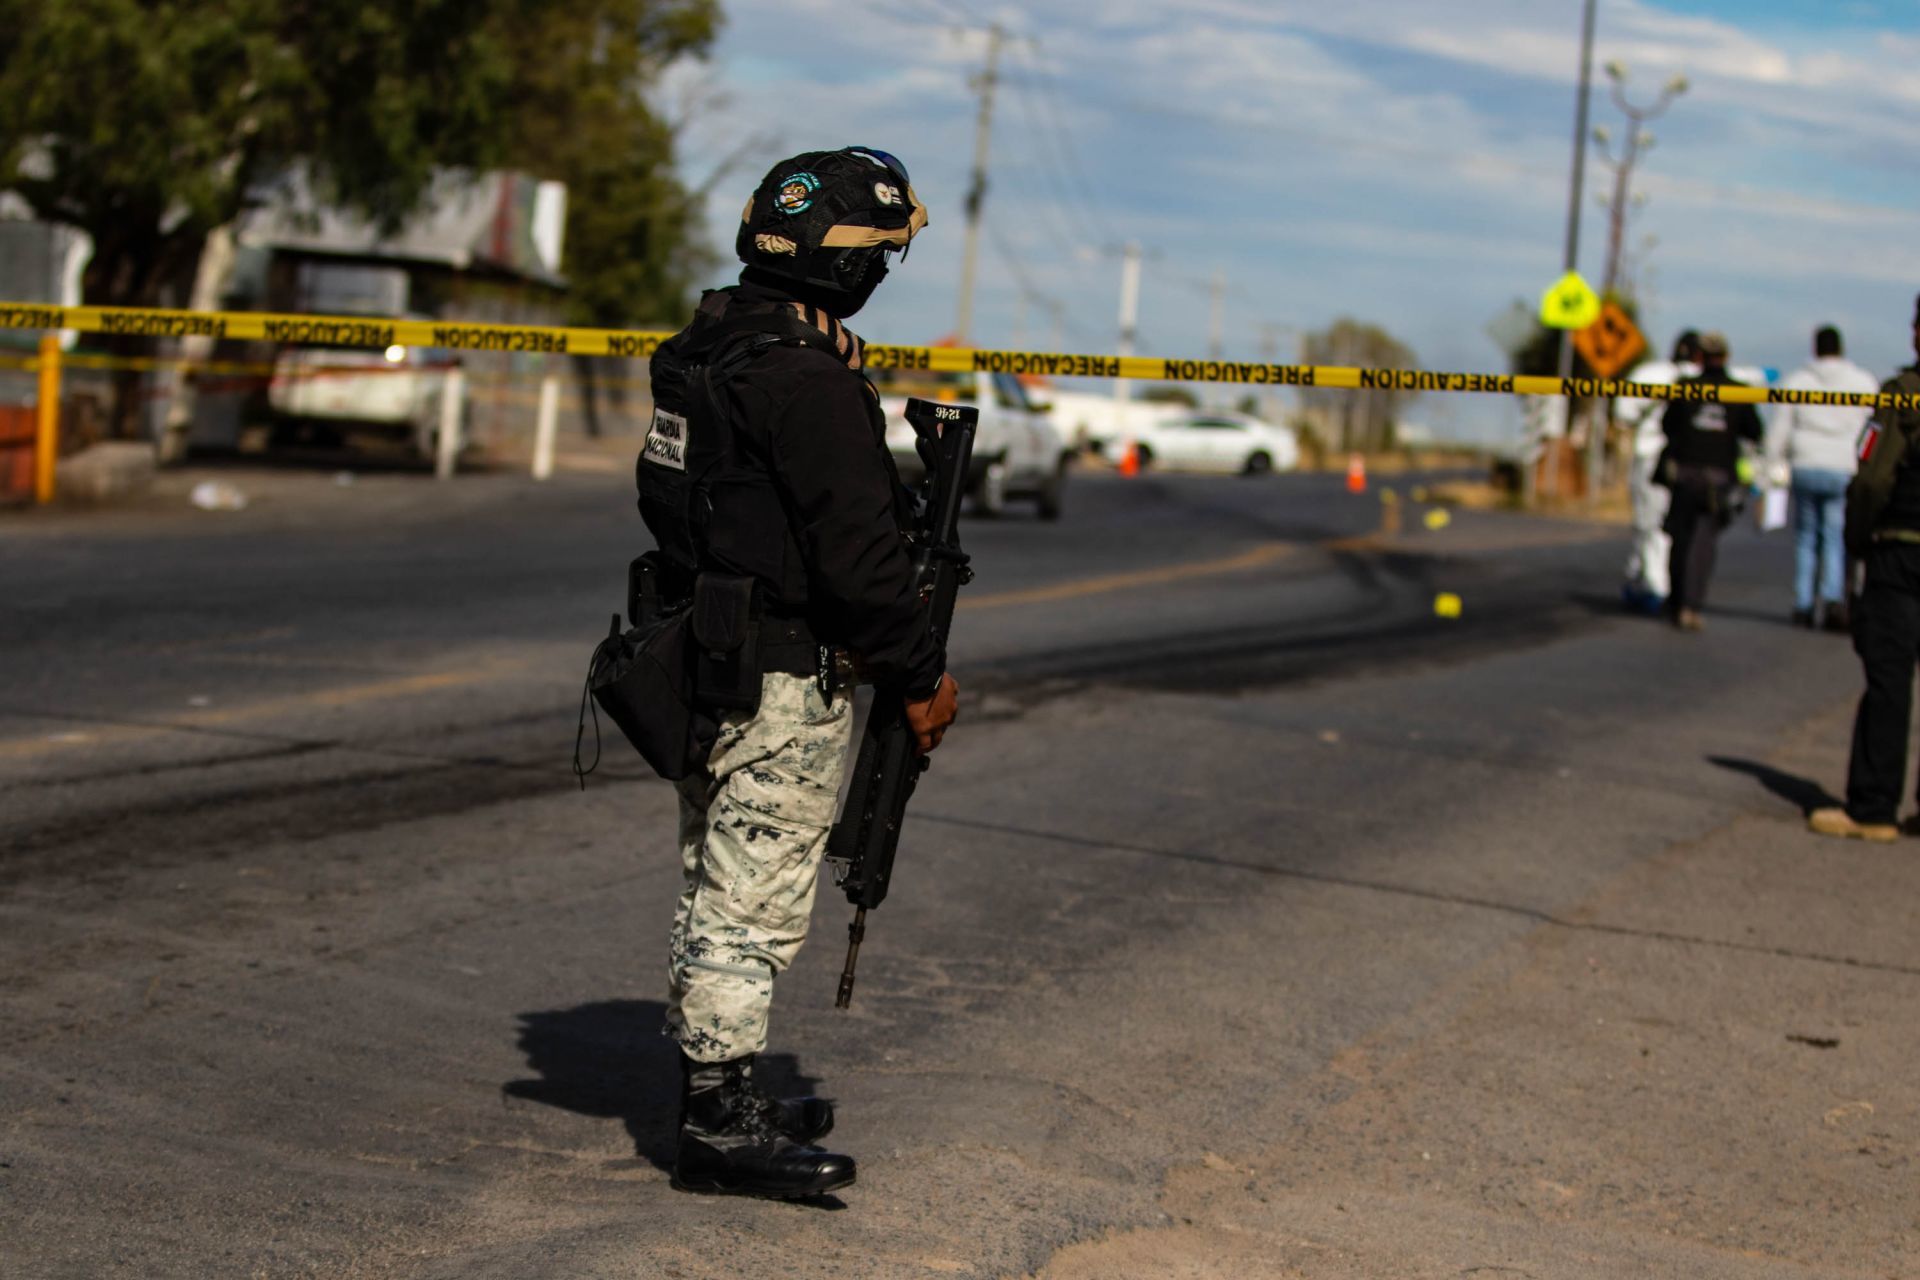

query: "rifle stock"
xmin=827 ymin=397 xmax=977 ymax=1007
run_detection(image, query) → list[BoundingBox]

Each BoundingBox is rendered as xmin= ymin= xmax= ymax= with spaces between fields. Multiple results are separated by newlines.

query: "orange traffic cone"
xmin=1117 ymin=440 xmax=1141 ymax=478
xmin=1345 ymin=452 xmax=1366 ymax=494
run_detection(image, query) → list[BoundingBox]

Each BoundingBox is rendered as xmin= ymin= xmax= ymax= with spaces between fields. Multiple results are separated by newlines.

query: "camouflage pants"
xmin=666 ymin=672 xmax=853 ymax=1063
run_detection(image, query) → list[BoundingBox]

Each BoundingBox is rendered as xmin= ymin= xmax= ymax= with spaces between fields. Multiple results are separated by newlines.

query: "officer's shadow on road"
xmin=1709 ymin=756 xmax=1841 ymax=816
xmin=502 ymin=1000 xmax=834 ymax=1199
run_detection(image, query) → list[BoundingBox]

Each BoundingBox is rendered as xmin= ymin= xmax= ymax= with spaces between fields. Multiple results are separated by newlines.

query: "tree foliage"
xmin=1300 ymin=317 xmax=1418 ymax=452
xmin=0 ymin=0 xmax=511 ymax=307
xmin=0 ymin=0 xmax=719 ymax=324
xmin=491 ymin=0 xmax=720 ymax=327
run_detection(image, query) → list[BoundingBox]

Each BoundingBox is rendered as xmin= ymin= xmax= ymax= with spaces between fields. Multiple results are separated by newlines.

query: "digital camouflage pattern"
xmin=666 ymin=672 xmax=854 ymax=1062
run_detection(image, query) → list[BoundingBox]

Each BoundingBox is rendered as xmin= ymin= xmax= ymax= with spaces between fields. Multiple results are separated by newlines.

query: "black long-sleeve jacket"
xmin=1844 ymin=365 xmax=1920 ymax=555
xmin=683 ymin=284 xmax=944 ymax=699
xmin=1660 ymin=367 xmax=1765 ymax=472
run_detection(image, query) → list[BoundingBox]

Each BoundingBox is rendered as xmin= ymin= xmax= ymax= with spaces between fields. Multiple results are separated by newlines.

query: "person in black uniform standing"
xmin=1811 ymin=297 xmax=1920 ymax=842
xmin=1659 ymin=331 xmax=1765 ymax=630
xmin=638 ymin=147 xmax=959 ymax=1197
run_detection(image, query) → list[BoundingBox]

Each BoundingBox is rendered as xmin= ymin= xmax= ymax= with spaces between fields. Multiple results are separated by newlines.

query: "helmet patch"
xmin=774 ymin=172 xmax=820 ymax=216
xmin=754 ymin=233 xmax=798 ymax=256
xmin=874 ymin=182 xmax=903 ymax=207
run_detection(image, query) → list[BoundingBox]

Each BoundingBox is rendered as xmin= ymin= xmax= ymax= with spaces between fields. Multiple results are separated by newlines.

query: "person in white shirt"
xmin=1768 ymin=326 xmax=1880 ymax=629
xmin=1617 ymin=330 xmax=1701 ymax=613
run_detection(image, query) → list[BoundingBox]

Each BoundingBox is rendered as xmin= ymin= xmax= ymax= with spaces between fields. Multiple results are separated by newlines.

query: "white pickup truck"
xmin=266 ymin=330 xmax=465 ymax=457
xmin=870 ymin=368 xmax=1071 ymax=519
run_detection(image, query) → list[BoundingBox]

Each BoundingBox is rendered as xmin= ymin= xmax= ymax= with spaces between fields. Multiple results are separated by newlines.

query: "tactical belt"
xmin=760 ymin=614 xmax=828 ymax=676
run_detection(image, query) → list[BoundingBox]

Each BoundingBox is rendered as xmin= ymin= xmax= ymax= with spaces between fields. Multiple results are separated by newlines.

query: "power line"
xmin=1005 ymin=41 xmax=1122 ymax=246
xmin=987 ymin=223 xmax=1096 ymax=346
xmin=847 ymin=0 xmax=962 ymax=27
xmin=910 ymin=0 xmax=985 ymax=24
xmin=997 ymin=60 xmax=1103 ymax=261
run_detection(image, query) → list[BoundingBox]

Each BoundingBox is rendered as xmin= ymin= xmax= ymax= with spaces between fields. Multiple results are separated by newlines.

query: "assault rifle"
xmin=827 ymin=397 xmax=977 ymax=1008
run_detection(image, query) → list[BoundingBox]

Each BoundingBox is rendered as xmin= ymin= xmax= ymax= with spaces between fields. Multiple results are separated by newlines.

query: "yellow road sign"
xmin=1539 ymin=272 xmax=1601 ymax=331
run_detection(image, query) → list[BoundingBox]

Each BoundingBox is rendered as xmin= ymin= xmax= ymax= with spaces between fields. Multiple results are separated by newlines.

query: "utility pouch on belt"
xmin=691 ymin=573 xmax=763 ymax=712
xmin=584 ymin=607 xmax=715 ymax=783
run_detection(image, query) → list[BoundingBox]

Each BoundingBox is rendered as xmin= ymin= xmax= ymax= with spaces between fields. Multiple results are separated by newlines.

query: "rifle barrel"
xmin=834 ymin=907 xmax=867 ymax=1008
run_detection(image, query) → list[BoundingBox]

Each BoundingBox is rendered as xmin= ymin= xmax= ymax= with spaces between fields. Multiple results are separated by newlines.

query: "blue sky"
xmin=667 ymin=0 xmax=1920 ymax=442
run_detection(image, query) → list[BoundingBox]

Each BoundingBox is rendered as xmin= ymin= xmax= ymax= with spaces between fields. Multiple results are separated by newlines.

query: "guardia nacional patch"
xmin=643 ymin=407 xmax=689 ymax=471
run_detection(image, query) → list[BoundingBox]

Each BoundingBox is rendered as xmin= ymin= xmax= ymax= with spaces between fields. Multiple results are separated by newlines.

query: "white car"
xmin=267 ymin=334 xmax=464 ymax=456
xmin=1113 ymin=410 xmax=1299 ymax=475
xmin=873 ymin=368 xmax=1071 ymax=519
xmin=1037 ymin=388 xmax=1169 ymax=454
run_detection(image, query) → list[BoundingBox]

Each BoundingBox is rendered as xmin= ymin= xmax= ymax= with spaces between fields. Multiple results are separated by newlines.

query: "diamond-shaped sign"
xmin=1572 ymin=301 xmax=1648 ymax=379
xmin=1538 ymin=271 xmax=1601 ymax=331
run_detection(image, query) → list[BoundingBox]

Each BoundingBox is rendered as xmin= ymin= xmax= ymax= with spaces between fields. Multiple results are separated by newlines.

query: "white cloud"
xmin=669 ymin=0 xmax=1920 ymax=440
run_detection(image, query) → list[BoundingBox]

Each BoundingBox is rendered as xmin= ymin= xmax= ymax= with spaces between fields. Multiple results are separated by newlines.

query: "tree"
xmin=0 ymin=0 xmax=720 ymax=434
xmin=1299 ymin=318 xmax=1418 ymax=452
xmin=1 ymin=1 xmax=513 ymax=311
xmin=491 ymin=0 xmax=721 ymax=329
xmin=1 ymin=1 xmax=512 ymax=432
xmin=488 ymin=0 xmax=722 ymax=434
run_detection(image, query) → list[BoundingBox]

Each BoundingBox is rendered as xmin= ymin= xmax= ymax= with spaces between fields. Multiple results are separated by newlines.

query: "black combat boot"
xmin=672 ymin=1055 xmax=855 ymax=1198
xmin=676 ymin=1051 xmax=835 ymax=1142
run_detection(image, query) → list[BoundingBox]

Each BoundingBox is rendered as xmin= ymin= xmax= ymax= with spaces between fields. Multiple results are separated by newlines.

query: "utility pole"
xmin=1557 ymin=0 xmax=1598 ymax=383
xmin=1535 ymin=0 xmax=1598 ymax=510
xmin=1256 ymin=323 xmax=1294 ymax=425
xmin=1207 ymin=270 xmax=1226 ymax=360
xmin=954 ymin=23 xmax=1004 ymax=343
xmin=1206 ymin=269 xmax=1226 ymax=408
xmin=1111 ymin=240 xmax=1142 ymax=435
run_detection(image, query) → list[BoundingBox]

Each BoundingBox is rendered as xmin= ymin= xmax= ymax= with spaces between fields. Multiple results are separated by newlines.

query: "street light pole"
xmin=1537 ymin=0 xmax=1598 ymax=509
xmin=1595 ymin=64 xmax=1688 ymax=300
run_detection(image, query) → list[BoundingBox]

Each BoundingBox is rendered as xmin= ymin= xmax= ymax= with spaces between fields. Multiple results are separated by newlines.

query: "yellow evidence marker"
xmin=1434 ymin=593 xmax=1463 ymax=619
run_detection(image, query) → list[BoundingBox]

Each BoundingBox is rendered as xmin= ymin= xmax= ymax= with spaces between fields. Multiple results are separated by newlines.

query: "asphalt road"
xmin=3 ymin=461 xmax=1915 ymax=1278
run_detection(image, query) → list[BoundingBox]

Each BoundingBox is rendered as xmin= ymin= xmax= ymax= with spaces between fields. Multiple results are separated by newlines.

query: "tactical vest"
xmin=640 ymin=291 xmax=861 ymax=605
xmin=1881 ymin=368 xmax=1920 ymax=534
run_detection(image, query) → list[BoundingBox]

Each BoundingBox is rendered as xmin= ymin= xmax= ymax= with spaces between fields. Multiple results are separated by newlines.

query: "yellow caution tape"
xmin=0 ymin=349 xmax=654 ymax=389
xmin=5 ymin=301 xmax=1916 ymax=409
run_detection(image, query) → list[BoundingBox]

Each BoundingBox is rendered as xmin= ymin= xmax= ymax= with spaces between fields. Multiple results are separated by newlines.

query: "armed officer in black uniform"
xmin=639 ymin=147 xmax=958 ymax=1198
xmin=1659 ymin=331 xmax=1766 ymax=630
xmin=1811 ymin=296 xmax=1920 ymax=842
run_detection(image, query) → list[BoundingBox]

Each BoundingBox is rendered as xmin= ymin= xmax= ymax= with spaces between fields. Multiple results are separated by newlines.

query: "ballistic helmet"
xmin=736 ymin=147 xmax=927 ymax=317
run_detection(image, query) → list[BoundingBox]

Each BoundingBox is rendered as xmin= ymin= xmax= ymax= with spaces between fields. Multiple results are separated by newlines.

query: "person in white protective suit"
xmin=1618 ymin=331 xmax=1702 ymax=613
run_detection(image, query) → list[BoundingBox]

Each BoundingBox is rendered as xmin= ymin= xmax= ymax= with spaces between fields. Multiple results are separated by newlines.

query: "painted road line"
xmin=964 ymin=542 xmax=1297 ymax=610
xmin=0 ymin=661 xmax=524 ymax=761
